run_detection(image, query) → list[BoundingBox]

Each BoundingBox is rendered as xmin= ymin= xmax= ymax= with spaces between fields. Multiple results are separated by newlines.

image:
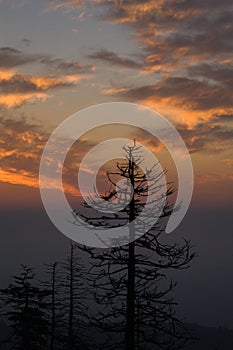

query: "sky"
xmin=0 ymin=0 xmax=233 ymax=328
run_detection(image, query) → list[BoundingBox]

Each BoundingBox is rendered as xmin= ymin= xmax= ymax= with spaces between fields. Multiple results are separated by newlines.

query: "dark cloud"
xmin=0 ymin=112 xmax=43 ymax=134
xmin=163 ymin=11 xmax=233 ymax=57
xmin=169 ymin=0 xmax=233 ymax=12
xmin=0 ymin=47 xmax=46 ymax=69
xmin=212 ymin=114 xmax=233 ymax=123
xmin=66 ymin=0 xmax=232 ymax=114
xmin=21 ymin=38 xmax=32 ymax=47
xmin=107 ymin=76 xmax=233 ymax=110
xmin=40 ymin=57 xmax=93 ymax=75
xmin=87 ymin=49 xmax=142 ymax=69
xmin=127 ymin=111 xmax=233 ymax=154
xmin=0 ymin=74 xmax=74 ymax=94
xmin=176 ymin=116 xmax=233 ymax=153
xmin=188 ymin=63 xmax=233 ymax=89
xmin=51 ymin=1 xmax=233 ymax=66
xmin=0 ymin=46 xmax=93 ymax=107
xmin=0 ymin=46 xmax=93 ymax=75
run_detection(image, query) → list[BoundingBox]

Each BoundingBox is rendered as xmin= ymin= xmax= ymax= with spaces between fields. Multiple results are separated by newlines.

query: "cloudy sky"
xmin=0 ymin=0 xmax=232 ymax=328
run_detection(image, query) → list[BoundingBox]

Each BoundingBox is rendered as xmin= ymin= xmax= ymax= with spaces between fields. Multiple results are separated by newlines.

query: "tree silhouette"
xmin=74 ymin=141 xmax=195 ymax=349
xmin=42 ymin=261 xmax=65 ymax=350
xmin=60 ymin=242 xmax=90 ymax=350
xmin=0 ymin=248 xmax=94 ymax=350
xmin=0 ymin=265 xmax=50 ymax=350
xmin=42 ymin=243 xmax=92 ymax=349
xmin=47 ymin=262 xmax=58 ymax=350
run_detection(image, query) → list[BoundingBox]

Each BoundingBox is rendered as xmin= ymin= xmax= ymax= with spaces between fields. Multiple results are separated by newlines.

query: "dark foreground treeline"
xmin=0 ymin=244 xmax=91 ymax=350
xmin=0 ymin=240 xmax=194 ymax=350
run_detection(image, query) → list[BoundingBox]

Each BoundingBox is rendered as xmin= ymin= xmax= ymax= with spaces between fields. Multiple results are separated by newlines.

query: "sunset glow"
xmin=0 ymin=0 xmax=232 ymax=209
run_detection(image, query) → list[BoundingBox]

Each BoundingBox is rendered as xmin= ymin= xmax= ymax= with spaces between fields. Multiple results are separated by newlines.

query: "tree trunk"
xmin=126 ymin=156 xmax=136 ymax=350
xmin=126 ymin=239 xmax=135 ymax=350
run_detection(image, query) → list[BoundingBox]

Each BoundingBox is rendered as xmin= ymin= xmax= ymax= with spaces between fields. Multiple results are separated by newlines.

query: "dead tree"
xmin=60 ymin=242 xmax=90 ymax=350
xmin=42 ymin=262 xmax=65 ymax=350
xmin=74 ymin=140 xmax=195 ymax=350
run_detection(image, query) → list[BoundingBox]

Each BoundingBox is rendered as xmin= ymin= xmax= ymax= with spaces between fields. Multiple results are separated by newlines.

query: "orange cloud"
xmin=0 ymin=168 xmax=81 ymax=198
xmin=0 ymin=168 xmax=38 ymax=188
xmin=30 ymin=74 xmax=85 ymax=89
xmin=0 ymin=47 xmax=94 ymax=107
xmin=0 ymin=92 xmax=48 ymax=108
xmin=102 ymin=85 xmax=233 ymax=126
xmin=0 ymin=72 xmax=90 ymax=107
xmin=0 ymin=116 xmax=96 ymax=195
xmin=0 ymin=69 xmax=15 ymax=80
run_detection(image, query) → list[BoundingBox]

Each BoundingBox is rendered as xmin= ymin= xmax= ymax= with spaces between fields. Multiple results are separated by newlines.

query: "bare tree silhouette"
xmin=60 ymin=242 xmax=90 ymax=350
xmin=74 ymin=140 xmax=195 ymax=350
xmin=47 ymin=262 xmax=58 ymax=350
xmin=42 ymin=261 xmax=66 ymax=350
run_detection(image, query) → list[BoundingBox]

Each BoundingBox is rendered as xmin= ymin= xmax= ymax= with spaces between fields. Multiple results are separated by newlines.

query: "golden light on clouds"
xmin=0 ymin=168 xmax=38 ymax=188
xmin=31 ymin=74 xmax=86 ymax=89
xmin=0 ymin=70 xmax=91 ymax=107
xmin=0 ymin=0 xmax=232 ymax=209
xmin=0 ymin=92 xmax=48 ymax=108
xmin=102 ymin=85 xmax=233 ymax=126
xmin=0 ymin=69 xmax=15 ymax=80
